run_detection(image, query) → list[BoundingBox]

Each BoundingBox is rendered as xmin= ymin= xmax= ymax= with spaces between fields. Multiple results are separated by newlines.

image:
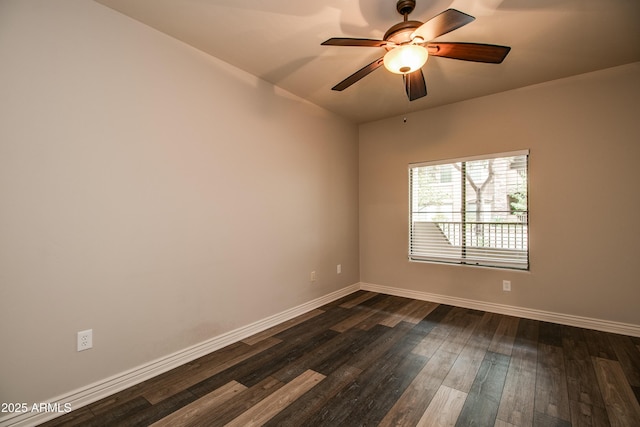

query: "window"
xmin=409 ymin=150 xmax=529 ymax=270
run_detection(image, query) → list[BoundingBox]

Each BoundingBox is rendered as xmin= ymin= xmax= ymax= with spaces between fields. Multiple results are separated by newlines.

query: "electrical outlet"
xmin=502 ymin=280 xmax=511 ymax=291
xmin=337 ymin=264 xmax=342 ymax=274
xmin=310 ymin=271 xmax=317 ymax=282
xmin=77 ymin=329 xmax=93 ymax=352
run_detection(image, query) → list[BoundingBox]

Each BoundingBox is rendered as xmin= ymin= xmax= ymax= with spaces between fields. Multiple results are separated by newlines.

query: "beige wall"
xmin=0 ymin=1 xmax=359 ymax=404
xmin=360 ymin=62 xmax=640 ymax=326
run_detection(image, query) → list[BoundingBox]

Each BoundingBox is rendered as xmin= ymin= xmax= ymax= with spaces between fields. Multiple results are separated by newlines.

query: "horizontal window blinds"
xmin=409 ymin=150 xmax=529 ymax=270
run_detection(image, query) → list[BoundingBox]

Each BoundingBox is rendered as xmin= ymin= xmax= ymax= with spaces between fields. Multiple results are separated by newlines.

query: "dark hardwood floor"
xmin=41 ymin=291 xmax=640 ymax=426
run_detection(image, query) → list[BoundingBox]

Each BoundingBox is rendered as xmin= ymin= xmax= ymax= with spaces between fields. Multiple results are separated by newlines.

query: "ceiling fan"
xmin=321 ymin=0 xmax=511 ymax=101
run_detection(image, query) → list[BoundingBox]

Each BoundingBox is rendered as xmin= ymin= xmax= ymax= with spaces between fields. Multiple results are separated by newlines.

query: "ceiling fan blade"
xmin=321 ymin=37 xmax=389 ymax=48
xmin=411 ymin=9 xmax=475 ymax=42
xmin=332 ymin=57 xmax=385 ymax=91
xmin=403 ymin=69 xmax=427 ymax=101
xmin=427 ymin=42 xmax=511 ymax=63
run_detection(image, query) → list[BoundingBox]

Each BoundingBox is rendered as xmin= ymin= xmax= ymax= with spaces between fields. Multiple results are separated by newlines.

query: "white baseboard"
xmin=359 ymin=282 xmax=640 ymax=337
xmin=0 ymin=284 xmax=360 ymax=427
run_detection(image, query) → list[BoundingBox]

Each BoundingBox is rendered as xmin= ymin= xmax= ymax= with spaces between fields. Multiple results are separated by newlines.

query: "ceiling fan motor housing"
xmin=384 ymin=21 xmax=423 ymax=47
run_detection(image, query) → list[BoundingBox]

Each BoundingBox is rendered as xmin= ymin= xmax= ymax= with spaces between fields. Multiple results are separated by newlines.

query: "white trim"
xmin=0 ymin=284 xmax=360 ymax=427
xmin=359 ymin=282 xmax=640 ymax=337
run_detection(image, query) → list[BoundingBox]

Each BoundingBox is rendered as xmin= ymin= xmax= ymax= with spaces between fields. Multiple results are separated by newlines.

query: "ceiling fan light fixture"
xmin=383 ymin=44 xmax=428 ymax=74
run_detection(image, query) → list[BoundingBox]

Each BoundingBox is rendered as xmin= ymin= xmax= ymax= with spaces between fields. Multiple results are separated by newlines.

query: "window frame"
xmin=408 ymin=150 xmax=529 ymax=270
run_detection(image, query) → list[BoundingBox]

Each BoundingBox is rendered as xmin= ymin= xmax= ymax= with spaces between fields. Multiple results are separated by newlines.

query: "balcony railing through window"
xmin=435 ymin=220 xmax=528 ymax=250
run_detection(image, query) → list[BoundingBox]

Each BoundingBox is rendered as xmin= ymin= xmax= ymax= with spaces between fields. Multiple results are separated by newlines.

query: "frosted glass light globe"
xmin=383 ymin=45 xmax=429 ymax=74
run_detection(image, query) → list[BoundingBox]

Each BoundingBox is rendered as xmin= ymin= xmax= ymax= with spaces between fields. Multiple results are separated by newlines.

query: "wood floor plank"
xmin=378 ymin=342 xmax=460 ymax=426
xmin=338 ymin=291 xmax=378 ymax=308
xmin=535 ymin=342 xmax=571 ymax=422
xmin=340 ymin=351 xmax=428 ymax=426
xmin=412 ymin=323 xmax=451 ymax=359
xmin=455 ymin=351 xmax=510 ymax=427
xmin=438 ymin=309 xmax=479 ymax=354
xmin=83 ymin=381 xmax=152 ymax=419
xmin=262 ymin=364 xmax=362 ymax=427
xmin=366 ymin=295 xmax=421 ymax=326
xmin=488 ymin=315 xmax=520 ymax=356
xmin=534 ymin=411 xmax=572 ymax=426
xmin=353 ymin=295 xmax=416 ymax=331
xmin=562 ymin=326 xmax=607 ymax=406
xmin=421 ymin=303 xmax=454 ymax=324
xmin=270 ymin=326 xmax=368 ymax=382
xmin=539 ymin=321 xmax=565 ymax=347
xmin=562 ymin=326 xmax=610 ymax=427
xmin=185 ymin=314 xmax=337 ymax=396
xmin=329 ymin=304 xmax=376 ymax=332
xmin=38 ymin=406 xmax=95 ymax=427
xmin=198 ymin=376 xmax=284 ymax=427
xmin=607 ymin=333 xmax=640 ymax=387
xmin=496 ymin=318 xmax=539 ymax=426
xmin=82 ymin=395 xmax=153 ymax=426
xmin=443 ymin=312 xmax=502 ymax=393
xmin=416 ymin=385 xmax=467 ymax=427
xmin=337 ymin=318 xmax=444 ymax=426
xmin=241 ymin=309 xmax=324 ymax=345
xmin=401 ymin=300 xmax=439 ymax=324
xmin=593 ymin=357 xmax=640 ymax=427
xmin=348 ymin=322 xmax=414 ymax=372
xmin=379 ymin=309 xmax=478 ymax=427
xmin=318 ymin=290 xmax=369 ymax=309
xmin=355 ymin=291 xmax=393 ymax=308
xmin=149 ymin=381 xmax=246 ymax=427
xmin=310 ymin=324 xmax=390 ymax=376
xmin=185 ymin=345 xmax=288 ymax=398
xmin=378 ymin=298 xmax=431 ymax=327
xmin=234 ymin=329 xmax=338 ymax=388
xmin=584 ymin=329 xmax=619 ymax=360
xmin=494 ymin=420 xmax=518 ymax=427
xmin=270 ymin=305 xmax=353 ymax=342
xmin=224 ymin=369 xmax=325 ymax=427
xmin=142 ymin=337 xmax=281 ymax=404
xmin=569 ymin=400 xmax=611 ymax=427
xmin=110 ymin=390 xmax=198 ymax=427
xmin=412 ymin=306 xmax=470 ymax=358
xmin=302 ymin=321 xmax=428 ymax=426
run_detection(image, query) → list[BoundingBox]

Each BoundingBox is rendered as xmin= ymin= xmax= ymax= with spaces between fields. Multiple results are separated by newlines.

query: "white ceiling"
xmin=95 ymin=0 xmax=640 ymax=123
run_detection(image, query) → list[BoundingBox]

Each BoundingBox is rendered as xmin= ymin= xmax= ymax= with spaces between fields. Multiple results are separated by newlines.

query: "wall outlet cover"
xmin=77 ymin=329 xmax=93 ymax=352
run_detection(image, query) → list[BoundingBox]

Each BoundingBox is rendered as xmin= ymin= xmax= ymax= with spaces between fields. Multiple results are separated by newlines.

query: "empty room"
xmin=1 ymin=0 xmax=639 ymax=426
